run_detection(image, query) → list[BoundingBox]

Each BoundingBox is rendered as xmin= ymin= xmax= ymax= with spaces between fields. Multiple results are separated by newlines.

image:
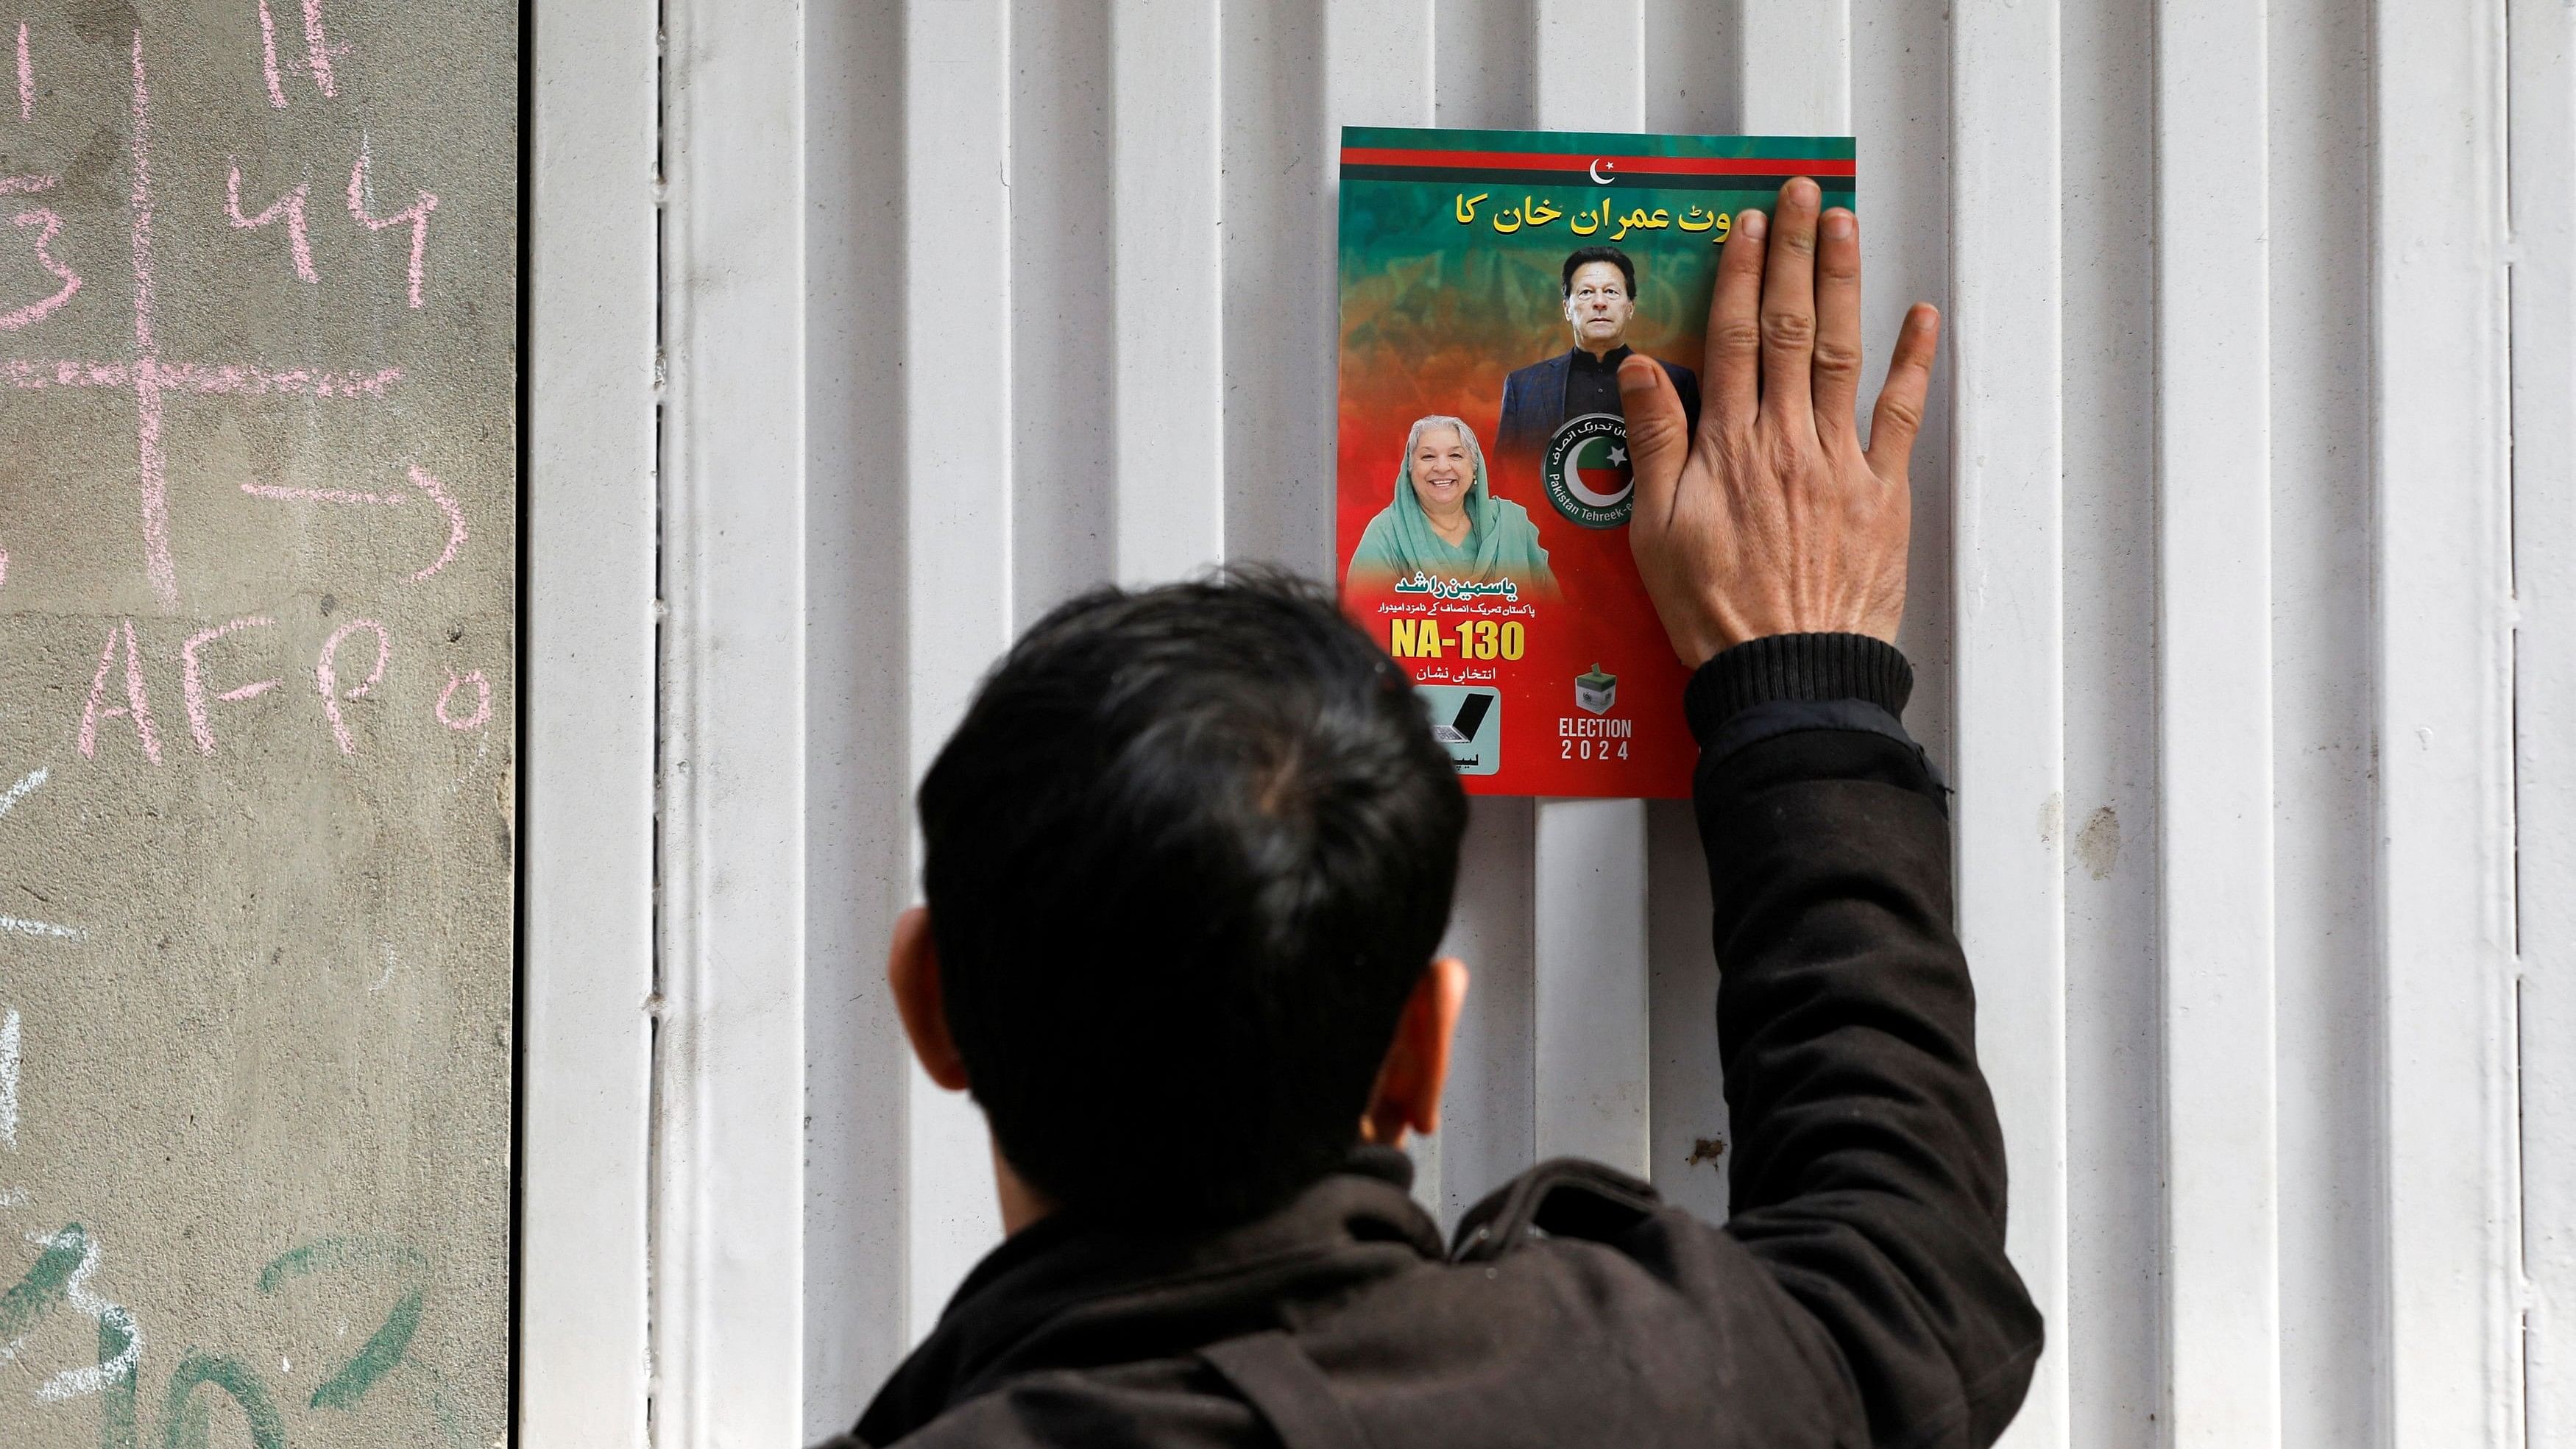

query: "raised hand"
xmin=1617 ymin=177 xmax=1939 ymax=667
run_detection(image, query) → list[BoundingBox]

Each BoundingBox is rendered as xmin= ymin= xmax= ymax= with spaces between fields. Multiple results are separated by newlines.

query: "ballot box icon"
xmin=1415 ymin=685 xmax=1501 ymax=775
xmin=1574 ymin=664 xmax=1618 ymax=716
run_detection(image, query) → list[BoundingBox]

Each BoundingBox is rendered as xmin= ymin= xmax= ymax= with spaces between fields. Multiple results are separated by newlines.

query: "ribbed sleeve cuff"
xmin=1683 ymin=632 xmax=1914 ymax=746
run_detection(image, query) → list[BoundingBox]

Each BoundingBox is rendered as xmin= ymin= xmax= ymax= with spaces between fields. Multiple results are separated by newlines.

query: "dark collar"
xmin=854 ymin=1147 xmax=1439 ymax=1444
xmin=1568 ymin=344 xmax=1634 ymax=372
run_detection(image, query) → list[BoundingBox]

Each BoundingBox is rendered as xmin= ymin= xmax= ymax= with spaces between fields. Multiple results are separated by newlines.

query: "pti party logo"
xmin=1541 ymin=412 xmax=1634 ymax=528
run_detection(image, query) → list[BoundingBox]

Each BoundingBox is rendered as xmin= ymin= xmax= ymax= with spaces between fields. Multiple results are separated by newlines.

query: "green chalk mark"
xmin=159 ymin=1352 xmax=285 ymax=1449
xmin=99 ymin=1309 xmax=138 ymax=1449
xmin=0 ymin=1224 xmax=86 ymax=1340
xmin=255 ymin=1236 xmax=422 ymax=1294
xmin=259 ymin=1235 xmax=429 ymax=1411
xmin=309 ymin=1286 xmax=420 ymax=1409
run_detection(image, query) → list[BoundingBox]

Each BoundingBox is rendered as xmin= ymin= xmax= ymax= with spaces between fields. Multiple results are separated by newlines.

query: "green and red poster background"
xmin=1335 ymin=127 xmax=1856 ymax=797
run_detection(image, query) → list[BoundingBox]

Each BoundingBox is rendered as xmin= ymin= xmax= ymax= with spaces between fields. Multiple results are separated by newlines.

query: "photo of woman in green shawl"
xmin=1345 ymin=415 xmax=1557 ymax=596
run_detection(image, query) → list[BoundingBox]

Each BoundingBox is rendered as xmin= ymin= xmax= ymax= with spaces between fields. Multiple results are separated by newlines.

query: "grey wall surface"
xmin=0 ymin=4 xmax=514 ymax=1445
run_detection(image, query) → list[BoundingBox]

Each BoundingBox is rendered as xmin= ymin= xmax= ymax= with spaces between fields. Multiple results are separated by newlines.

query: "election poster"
xmin=1335 ymin=127 xmax=1856 ymax=798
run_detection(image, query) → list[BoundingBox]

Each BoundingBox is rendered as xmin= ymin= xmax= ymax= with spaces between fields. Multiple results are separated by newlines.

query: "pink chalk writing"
xmin=0 ymin=541 xmax=9 ymax=590
xmin=301 ymin=1 xmax=342 ymax=97
xmin=256 ymin=0 xmax=343 ymax=108
xmin=180 ymin=614 xmax=278 ymax=754
xmin=15 ymin=23 xmax=27 ymax=123
xmin=316 ymin=617 xmax=388 ymax=755
xmin=78 ymin=619 xmax=162 ymax=764
xmin=406 ymin=465 xmax=464 ymax=581
xmin=129 ymin=31 xmax=173 ymax=607
xmin=255 ymin=0 xmax=285 ymax=107
xmin=436 ymin=669 xmax=490 ymax=731
xmin=0 ymin=360 xmax=402 ymax=394
xmin=241 ymin=482 xmax=403 ymax=505
xmin=238 ymin=464 xmax=463 ymax=578
xmin=0 ymin=35 xmax=406 ymax=606
xmin=0 ymin=209 xmax=79 ymax=330
xmin=225 ymin=163 xmax=316 ymax=283
xmin=0 ymin=174 xmax=50 ymax=195
xmin=347 ymin=148 xmax=435 ymax=308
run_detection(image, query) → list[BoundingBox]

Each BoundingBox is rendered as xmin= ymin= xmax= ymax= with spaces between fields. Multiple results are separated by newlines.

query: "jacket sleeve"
xmin=1690 ymin=633 xmax=2042 ymax=1448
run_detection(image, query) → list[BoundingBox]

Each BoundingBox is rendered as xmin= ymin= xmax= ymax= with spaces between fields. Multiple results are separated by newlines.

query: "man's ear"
xmin=1361 ymin=957 xmax=1470 ymax=1147
xmin=888 ymin=905 xmax=971 ymax=1092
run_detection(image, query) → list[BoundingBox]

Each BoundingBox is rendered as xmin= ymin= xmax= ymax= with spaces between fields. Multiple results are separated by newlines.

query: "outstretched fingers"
xmin=1864 ymin=302 xmax=1942 ymax=485
xmin=1707 ymin=207 xmax=1768 ymax=431
xmin=1758 ymin=178 xmax=1822 ymax=431
xmin=1811 ymin=207 xmax=1864 ymax=444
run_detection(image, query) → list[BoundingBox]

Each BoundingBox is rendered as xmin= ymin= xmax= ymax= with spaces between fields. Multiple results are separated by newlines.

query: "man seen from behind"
xmin=825 ymin=177 xmax=2042 ymax=1448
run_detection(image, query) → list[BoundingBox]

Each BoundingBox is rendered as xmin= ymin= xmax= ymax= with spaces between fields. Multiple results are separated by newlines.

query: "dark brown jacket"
xmin=828 ymin=635 xmax=2042 ymax=1448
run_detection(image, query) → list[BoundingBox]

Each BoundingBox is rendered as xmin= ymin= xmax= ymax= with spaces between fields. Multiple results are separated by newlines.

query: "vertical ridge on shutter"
xmin=523 ymin=0 xmax=659 ymax=1437
xmin=2509 ymin=0 xmax=2576 ymax=1434
xmin=657 ymin=0 xmax=810 ymax=1436
xmin=2153 ymin=1 xmax=2282 ymax=1440
xmin=1737 ymin=0 xmax=1848 ymax=138
xmin=1114 ymin=0 xmax=1227 ymax=586
xmin=1326 ymin=0 xmax=1444 ymax=1211
xmin=2370 ymin=1 xmax=2521 ymax=1442
xmin=1415 ymin=0 xmax=1538 ymax=1236
xmin=1222 ymin=0 xmax=1339 ymax=578
xmin=903 ymin=0 xmax=1014 ymax=1347
xmin=2264 ymin=0 xmax=2380 ymax=1436
xmin=1949 ymin=2 xmax=2069 ymax=1443
xmin=1530 ymin=0 xmax=1652 ymax=1180
xmin=804 ymin=0 xmax=917 ymax=1423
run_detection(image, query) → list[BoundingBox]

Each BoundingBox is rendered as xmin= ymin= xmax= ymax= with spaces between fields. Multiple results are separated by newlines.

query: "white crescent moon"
xmin=1588 ymin=158 xmax=1613 ymax=184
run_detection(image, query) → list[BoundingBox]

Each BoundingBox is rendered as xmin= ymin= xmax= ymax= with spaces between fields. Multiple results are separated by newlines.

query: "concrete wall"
xmin=0 ymin=3 xmax=515 ymax=1445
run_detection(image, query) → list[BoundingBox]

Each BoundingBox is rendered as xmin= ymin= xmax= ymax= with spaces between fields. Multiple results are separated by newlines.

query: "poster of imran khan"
xmin=1335 ymin=126 xmax=1857 ymax=797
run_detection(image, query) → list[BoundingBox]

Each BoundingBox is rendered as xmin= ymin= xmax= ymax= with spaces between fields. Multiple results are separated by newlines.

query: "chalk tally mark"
xmin=0 ymin=360 xmax=402 ymax=396
xmin=128 ymin=29 xmax=175 ymax=608
xmin=13 ymin=23 xmax=26 ymax=123
xmin=241 ymin=481 xmax=402 ymax=505
xmin=180 ymin=615 xmax=280 ymax=754
xmin=224 ymin=163 xmax=316 ymax=283
xmin=0 ymin=1008 xmax=15 ymax=1150
xmin=435 ymin=669 xmax=489 ymax=731
xmin=0 ymin=766 xmax=40 ymax=820
xmin=347 ymin=145 xmax=435 ymax=308
xmin=0 ymin=917 xmax=80 ymax=941
xmin=78 ymin=619 xmax=160 ymax=764
xmin=316 ymin=617 xmax=388 ymax=755
xmin=0 ymin=205 xmax=78 ymax=331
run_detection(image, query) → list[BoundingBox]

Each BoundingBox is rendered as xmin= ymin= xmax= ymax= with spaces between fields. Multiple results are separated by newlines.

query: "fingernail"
xmin=1791 ymin=176 xmax=1820 ymax=204
xmin=1822 ymin=209 xmax=1855 ymax=239
xmin=1738 ymin=208 xmax=1767 ymax=240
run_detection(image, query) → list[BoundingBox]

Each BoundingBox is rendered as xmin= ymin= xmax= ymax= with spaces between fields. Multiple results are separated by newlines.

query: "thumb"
xmin=1618 ymin=356 xmax=1687 ymax=531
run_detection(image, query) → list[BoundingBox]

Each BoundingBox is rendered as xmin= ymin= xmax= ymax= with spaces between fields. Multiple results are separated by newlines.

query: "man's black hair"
xmin=917 ymin=569 xmax=1469 ymax=1229
xmin=1561 ymin=244 xmax=1637 ymax=297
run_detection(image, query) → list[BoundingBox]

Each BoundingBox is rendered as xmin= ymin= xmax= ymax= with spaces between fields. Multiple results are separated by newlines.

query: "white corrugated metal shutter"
xmin=520 ymin=1 xmax=2572 ymax=1444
